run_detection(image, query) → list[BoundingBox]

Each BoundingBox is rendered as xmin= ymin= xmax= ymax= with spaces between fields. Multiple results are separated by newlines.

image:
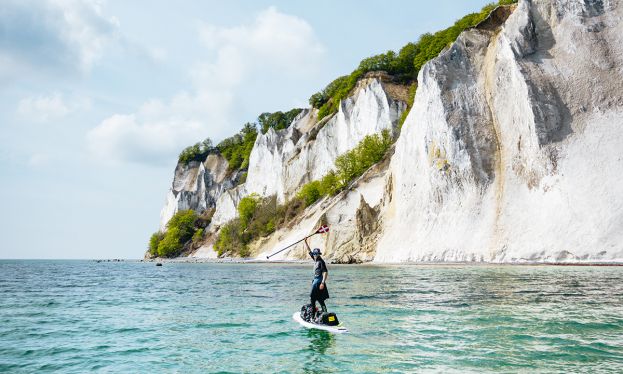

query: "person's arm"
xmin=320 ymin=261 xmax=328 ymax=289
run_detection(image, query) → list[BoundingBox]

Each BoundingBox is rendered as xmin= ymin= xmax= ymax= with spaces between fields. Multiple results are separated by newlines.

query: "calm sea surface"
xmin=1 ymin=261 xmax=622 ymax=373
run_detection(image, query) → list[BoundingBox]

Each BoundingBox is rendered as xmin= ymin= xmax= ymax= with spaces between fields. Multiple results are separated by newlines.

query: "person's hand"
xmin=320 ymin=283 xmax=325 ymax=290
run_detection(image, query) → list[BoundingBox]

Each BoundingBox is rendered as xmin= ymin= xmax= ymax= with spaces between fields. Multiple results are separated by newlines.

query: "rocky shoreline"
xmin=136 ymin=258 xmax=623 ymax=266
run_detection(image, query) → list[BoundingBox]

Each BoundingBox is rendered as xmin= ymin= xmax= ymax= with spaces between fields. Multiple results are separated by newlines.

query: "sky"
xmin=0 ymin=0 xmax=494 ymax=259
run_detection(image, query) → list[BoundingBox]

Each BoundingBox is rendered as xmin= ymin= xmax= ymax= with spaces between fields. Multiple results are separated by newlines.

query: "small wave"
xmin=194 ymin=322 xmax=252 ymax=329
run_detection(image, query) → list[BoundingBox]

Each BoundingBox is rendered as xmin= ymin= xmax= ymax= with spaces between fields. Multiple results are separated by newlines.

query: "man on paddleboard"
xmin=304 ymin=237 xmax=329 ymax=313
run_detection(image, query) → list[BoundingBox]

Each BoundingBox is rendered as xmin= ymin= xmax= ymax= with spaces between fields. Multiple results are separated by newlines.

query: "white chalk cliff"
xmin=159 ymin=154 xmax=241 ymax=231
xmin=158 ymin=0 xmax=623 ymax=263
xmin=376 ymin=0 xmax=623 ymax=262
xmin=209 ymin=77 xmax=406 ymax=227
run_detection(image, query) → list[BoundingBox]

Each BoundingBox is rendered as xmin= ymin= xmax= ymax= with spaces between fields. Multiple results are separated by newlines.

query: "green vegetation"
xmin=148 ymin=210 xmax=204 ymax=258
xmin=238 ymin=194 xmax=260 ymax=228
xmin=192 ymin=228 xmax=204 ymax=244
xmin=398 ymin=83 xmax=418 ymax=130
xmin=156 ymin=227 xmax=183 ymax=258
xmin=297 ymin=181 xmax=322 ymax=207
xmin=178 ymin=108 xmax=304 ymax=170
xmin=297 ymin=130 xmax=393 ymax=207
xmin=178 ymin=2 xmax=517 ymax=167
xmin=214 ymin=220 xmax=245 ymax=257
xmin=258 ymin=109 xmax=304 ymax=134
xmin=178 ymin=138 xmax=214 ymax=165
xmin=148 ymin=232 xmax=164 ymax=257
xmin=216 ymin=123 xmax=258 ymax=172
xmin=309 ymin=0 xmax=517 ymax=121
xmin=214 ymin=196 xmax=306 ymax=257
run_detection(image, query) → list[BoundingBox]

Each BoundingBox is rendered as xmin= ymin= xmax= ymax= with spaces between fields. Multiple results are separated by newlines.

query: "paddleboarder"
xmin=304 ymin=237 xmax=329 ymax=313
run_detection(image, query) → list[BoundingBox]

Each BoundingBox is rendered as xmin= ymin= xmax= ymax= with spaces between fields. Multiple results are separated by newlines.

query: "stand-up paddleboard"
xmin=292 ymin=312 xmax=349 ymax=333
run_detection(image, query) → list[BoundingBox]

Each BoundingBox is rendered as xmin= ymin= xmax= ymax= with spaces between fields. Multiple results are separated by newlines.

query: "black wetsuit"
xmin=309 ymin=253 xmax=329 ymax=311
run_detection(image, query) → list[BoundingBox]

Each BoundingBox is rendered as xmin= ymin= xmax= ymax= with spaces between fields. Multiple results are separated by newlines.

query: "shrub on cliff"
xmin=297 ymin=130 xmax=393 ymax=207
xmin=214 ymin=195 xmax=306 ymax=258
xmin=337 ymin=129 xmax=392 ymax=184
xmin=178 ymin=138 xmax=214 ymax=164
xmin=166 ymin=210 xmax=198 ymax=239
xmin=238 ymin=193 xmax=260 ymax=229
xmin=149 ymin=232 xmax=164 ymax=257
xmin=214 ymin=219 xmax=245 ymax=257
xmin=258 ymin=109 xmax=304 ymax=134
xmin=192 ymin=228 xmax=204 ymax=244
xmin=246 ymin=196 xmax=282 ymax=238
xmin=147 ymin=210 xmax=200 ymax=258
xmin=319 ymin=171 xmax=340 ymax=196
xmin=217 ymin=123 xmax=258 ymax=172
xmin=157 ymin=227 xmax=184 ymax=257
xmin=297 ymin=181 xmax=322 ymax=207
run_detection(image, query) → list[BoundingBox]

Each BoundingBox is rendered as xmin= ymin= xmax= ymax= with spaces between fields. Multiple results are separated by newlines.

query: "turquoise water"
xmin=1 ymin=261 xmax=622 ymax=373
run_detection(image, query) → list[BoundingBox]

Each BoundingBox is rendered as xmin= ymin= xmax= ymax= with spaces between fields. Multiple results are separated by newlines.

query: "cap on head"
xmin=311 ymin=248 xmax=322 ymax=256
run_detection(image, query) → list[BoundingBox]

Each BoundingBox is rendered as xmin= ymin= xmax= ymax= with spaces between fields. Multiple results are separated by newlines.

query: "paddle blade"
xmin=316 ymin=225 xmax=330 ymax=234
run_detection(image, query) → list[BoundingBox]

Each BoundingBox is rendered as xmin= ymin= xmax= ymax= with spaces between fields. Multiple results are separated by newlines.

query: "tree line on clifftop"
xmin=177 ymin=109 xmax=304 ymax=172
xmin=309 ymin=0 xmax=517 ymax=121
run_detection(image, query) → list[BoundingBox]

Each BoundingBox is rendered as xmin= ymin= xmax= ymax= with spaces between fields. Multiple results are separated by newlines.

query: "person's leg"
xmin=318 ymin=300 xmax=327 ymax=313
xmin=310 ymin=278 xmax=320 ymax=311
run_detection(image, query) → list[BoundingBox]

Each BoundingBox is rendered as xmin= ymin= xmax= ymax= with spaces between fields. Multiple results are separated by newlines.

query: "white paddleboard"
xmin=292 ymin=312 xmax=349 ymax=334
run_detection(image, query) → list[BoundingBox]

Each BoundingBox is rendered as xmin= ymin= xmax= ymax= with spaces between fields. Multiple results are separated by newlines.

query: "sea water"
xmin=1 ymin=260 xmax=622 ymax=373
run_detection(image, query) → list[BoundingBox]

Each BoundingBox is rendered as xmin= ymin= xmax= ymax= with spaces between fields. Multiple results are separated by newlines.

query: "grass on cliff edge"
xmin=177 ymin=108 xmax=303 ymax=171
xmin=309 ymin=0 xmax=517 ymax=121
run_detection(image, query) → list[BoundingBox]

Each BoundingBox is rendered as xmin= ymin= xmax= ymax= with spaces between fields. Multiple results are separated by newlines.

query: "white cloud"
xmin=51 ymin=0 xmax=121 ymax=71
xmin=87 ymin=91 xmax=233 ymax=165
xmin=88 ymin=7 xmax=325 ymax=166
xmin=0 ymin=0 xmax=119 ymax=77
xmin=196 ymin=6 xmax=325 ymax=85
xmin=17 ymin=92 xmax=91 ymax=121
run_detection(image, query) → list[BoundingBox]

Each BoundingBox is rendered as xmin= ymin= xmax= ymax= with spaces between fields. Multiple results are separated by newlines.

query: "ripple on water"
xmin=1 ymin=261 xmax=623 ymax=373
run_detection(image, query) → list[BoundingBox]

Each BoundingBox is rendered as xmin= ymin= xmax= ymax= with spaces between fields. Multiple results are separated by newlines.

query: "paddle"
xmin=266 ymin=225 xmax=330 ymax=259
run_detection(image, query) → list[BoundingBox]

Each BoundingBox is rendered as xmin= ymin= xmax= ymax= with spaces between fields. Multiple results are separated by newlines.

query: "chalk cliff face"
xmin=246 ymin=79 xmax=405 ymax=203
xmin=376 ymin=0 xmax=623 ymax=262
xmin=159 ymin=154 xmax=241 ymax=230
xmin=209 ymin=77 xmax=406 ymax=227
xmin=157 ymin=0 xmax=623 ymax=263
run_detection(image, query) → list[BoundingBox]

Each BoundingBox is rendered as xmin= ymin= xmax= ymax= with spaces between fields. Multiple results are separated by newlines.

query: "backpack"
xmin=300 ymin=304 xmax=316 ymax=322
xmin=317 ymin=312 xmax=340 ymax=326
